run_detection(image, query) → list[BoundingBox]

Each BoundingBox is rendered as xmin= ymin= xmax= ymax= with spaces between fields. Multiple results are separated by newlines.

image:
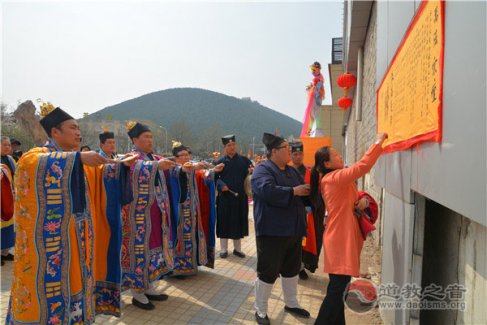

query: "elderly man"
xmin=251 ymin=133 xmax=311 ymax=325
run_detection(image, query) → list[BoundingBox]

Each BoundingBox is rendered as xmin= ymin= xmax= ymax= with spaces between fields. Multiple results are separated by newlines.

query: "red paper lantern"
xmin=338 ymin=96 xmax=353 ymax=110
xmin=337 ymin=73 xmax=357 ymax=89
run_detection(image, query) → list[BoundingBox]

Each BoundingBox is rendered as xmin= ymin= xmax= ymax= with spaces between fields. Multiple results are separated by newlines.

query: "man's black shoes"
xmin=132 ymin=298 xmax=155 ymax=310
xmin=233 ymin=250 xmax=246 ymax=258
xmin=255 ymin=312 xmax=270 ymax=325
xmin=1 ymin=253 xmax=14 ymax=266
xmin=220 ymin=251 xmax=228 ymax=258
xmin=1 ymin=253 xmax=14 ymax=261
xmin=284 ymin=306 xmax=310 ymax=318
xmin=146 ymin=293 xmax=168 ymax=301
xmin=299 ymin=269 xmax=309 ymax=280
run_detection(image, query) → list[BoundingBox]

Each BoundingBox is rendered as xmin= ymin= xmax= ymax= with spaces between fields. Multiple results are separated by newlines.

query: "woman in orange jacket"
xmin=312 ymin=132 xmax=387 ymax=325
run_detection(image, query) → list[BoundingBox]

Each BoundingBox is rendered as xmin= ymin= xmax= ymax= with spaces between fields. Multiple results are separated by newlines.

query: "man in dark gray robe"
xmin=215 ymin=135 xmax=253 ymax=258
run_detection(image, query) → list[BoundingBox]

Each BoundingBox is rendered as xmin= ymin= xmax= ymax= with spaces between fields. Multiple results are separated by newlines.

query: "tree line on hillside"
xmin=78 ymin=118 xmax=268 ymax=159
xmin=1 ymin=101 xmax=269 ymax=159
xmin=85 ymin=88 xmax=301 ymax=153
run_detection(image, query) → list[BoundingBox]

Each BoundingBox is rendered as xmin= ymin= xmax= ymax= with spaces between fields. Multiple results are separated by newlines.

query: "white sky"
xmin=1 ymin=1 xmax=343 ymax=121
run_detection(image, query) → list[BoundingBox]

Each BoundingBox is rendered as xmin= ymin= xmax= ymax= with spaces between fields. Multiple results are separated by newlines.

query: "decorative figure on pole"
xmin=301 ymin=61 xmax=325 ymax=137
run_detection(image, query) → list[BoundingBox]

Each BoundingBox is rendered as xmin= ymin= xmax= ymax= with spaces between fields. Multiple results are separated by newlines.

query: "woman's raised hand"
xmin=376 ymin=133 xmax=388 ymax=145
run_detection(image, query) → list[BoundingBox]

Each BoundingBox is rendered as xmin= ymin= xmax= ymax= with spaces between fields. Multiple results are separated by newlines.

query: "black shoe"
xmin=233 ymin=250 xmax=246 ymax=258
xmin=1 ymin=254 xmax=14 ymax=261
xmin=284 ymin=306 xmax=310 ymax=318
xmin=299 ymin=269 xmax=309 ymax=280
xmin=132 ymin=297 xmax=155 ymax=310
xmin=255 ymin=312 xmax=270 ymax=325
xmin=173 ymin=275 xmax=186 ymax=280
xmin=145 ymin=293 xmax=168 ymax=301
xmin=220 ymin=251 xmax=228 ymax=258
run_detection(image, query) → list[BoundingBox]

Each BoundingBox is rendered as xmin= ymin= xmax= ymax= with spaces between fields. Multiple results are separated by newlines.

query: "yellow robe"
xmin=7 ymin=146 xmax=96 ymax=325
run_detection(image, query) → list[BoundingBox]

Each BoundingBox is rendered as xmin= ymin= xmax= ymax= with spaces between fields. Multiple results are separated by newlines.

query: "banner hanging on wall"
xmin=377 ymin=0 xmax=444 ymax=153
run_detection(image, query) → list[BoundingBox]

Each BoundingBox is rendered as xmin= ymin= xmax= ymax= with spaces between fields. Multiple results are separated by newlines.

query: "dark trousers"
xmin=256 ymin=236 xmax=302 ymax=284
xmin=314 ymin=274 xmax=351 ymax=325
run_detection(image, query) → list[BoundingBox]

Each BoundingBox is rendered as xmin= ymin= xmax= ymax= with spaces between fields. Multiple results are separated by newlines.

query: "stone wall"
xmin=344 ymin=3 xmax=383 ymax=242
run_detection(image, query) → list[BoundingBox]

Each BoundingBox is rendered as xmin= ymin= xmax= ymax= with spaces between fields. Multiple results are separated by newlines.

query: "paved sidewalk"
xmin=1 ymin=211 xmax=382 ymax=324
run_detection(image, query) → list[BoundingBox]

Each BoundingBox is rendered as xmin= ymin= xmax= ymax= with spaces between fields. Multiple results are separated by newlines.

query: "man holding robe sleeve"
xmin=251 ymin=133 xmax=311 ymax=325
xmin=121 ymin=121 xmax=176 ymax=310
xmin=6 ymin=103 xmax=109 ymax=325
xmin=83 ymin=130 xmax=134 ymax=316
xmin=168 ymin=142 xmax=223 ymax=276
xmin=194 ymin=163 xmax=220 ymax=269
xmin=214 ymin=135 xmax=253 ymax=258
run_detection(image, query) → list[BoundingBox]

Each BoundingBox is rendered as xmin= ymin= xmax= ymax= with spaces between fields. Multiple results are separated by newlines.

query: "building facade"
xmin=342 ymin=1 xmax=486 ymax=324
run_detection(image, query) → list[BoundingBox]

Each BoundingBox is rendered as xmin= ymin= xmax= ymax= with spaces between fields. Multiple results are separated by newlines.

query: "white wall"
xmin=361 ymin=1 xmax=487 ymax=323
xmin=380 ymin=192 xmax=415 ymax=324
xmin=374 ymin=1 xmax=486 ymax=226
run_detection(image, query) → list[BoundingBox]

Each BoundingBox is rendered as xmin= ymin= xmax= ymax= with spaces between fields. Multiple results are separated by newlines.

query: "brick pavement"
xmin=0 ymin=210 xmax=382 ymax=324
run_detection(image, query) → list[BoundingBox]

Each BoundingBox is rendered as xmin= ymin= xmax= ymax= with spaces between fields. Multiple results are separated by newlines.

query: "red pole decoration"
xmin=337 ymin=72 xmax=357 ymax=96
xmin=338 ymin=96 xmax=353 ymax=111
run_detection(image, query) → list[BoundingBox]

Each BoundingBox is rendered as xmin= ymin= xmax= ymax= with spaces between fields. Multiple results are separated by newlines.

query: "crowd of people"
xmin=1 ymin=101 xmax=387 ymax=325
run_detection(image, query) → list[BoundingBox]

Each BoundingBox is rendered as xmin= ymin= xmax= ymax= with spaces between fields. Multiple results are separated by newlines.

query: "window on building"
xmin=332 ymin=37 xmax=343 ymax=64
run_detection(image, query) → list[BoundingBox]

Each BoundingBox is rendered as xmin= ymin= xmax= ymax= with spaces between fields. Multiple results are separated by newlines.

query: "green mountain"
xmin=84 ymin=88 xmax=302 ymax=154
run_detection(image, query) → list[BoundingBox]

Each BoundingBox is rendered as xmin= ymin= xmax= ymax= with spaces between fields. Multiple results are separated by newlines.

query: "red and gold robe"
xmin=1 ymin=159 xmax=15 ymax=252
xmin=121 ymin=151 xmax=174 ymax=292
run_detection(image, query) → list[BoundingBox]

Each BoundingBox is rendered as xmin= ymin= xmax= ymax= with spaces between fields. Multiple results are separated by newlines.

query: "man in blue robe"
xmin=84 ymin=129 xmax=133 ymax=316
xmin=98 ymin=130 xmax=117 ymax=159
xmin=251 ymin=133 xmax=311 ymax=325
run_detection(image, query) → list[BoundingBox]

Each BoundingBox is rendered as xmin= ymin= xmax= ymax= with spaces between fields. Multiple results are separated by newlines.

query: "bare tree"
xmin=169 ymin=120 xmax=194 ymax=149
xmin=195 ymin=123 xmax=225 ymax=157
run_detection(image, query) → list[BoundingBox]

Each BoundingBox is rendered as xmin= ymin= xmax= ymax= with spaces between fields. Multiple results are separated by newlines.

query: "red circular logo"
xmin=344 ymin=278 xmax=378 ymax=314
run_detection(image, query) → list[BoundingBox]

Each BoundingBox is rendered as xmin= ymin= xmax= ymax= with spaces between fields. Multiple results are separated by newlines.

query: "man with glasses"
xmin=168 ymin=141 xmax=224 ymax=277
xmin=251 ymin=133 xmax=311 ymax=324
